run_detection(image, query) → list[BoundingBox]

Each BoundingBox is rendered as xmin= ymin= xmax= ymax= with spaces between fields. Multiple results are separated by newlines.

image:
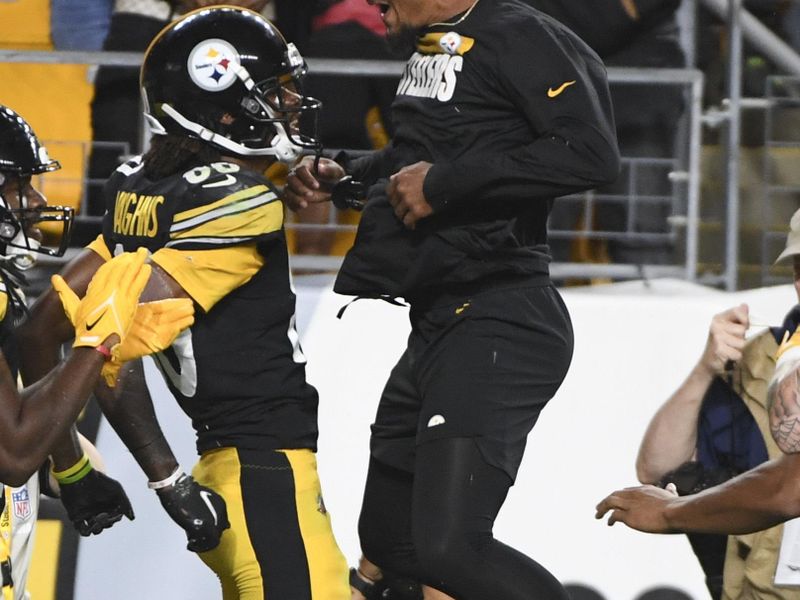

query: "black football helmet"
xmin=0 ymin=106 xmax=74 ymax=268
xmin=141 ymin=6 xmax=322 ymax=164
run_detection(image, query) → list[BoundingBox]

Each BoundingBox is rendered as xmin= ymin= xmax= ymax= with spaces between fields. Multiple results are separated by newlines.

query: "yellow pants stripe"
xmin=192 ymin=447 xmax=349 ymax=599
xmin=283 ymin=450 xmax=350 ymax=599
xmin=193 ymin=448 xmax=263 ymax=600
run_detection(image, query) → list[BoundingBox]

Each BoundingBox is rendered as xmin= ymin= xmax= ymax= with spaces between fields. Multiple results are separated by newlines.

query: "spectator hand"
xmin=157 ymin=474 xmax=230 ymax=553
xmin=387 ymin=161 xmax=433 ymax=229
xmin=283 ymin=156 xmax=346 ymax=211
xmin=59 ymin=469 xmax=135 ymax=536
xmin=594 ymin=484 xmax=679 ymax=533
xmin=699 ymin=303 xmax=749 ymax=375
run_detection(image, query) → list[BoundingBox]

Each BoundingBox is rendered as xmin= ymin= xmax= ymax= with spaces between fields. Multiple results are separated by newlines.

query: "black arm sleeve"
xmin=335 ymin=141 xmax=399 ymax=185
xmin=424 ymin=20 xmax=620 ymax=212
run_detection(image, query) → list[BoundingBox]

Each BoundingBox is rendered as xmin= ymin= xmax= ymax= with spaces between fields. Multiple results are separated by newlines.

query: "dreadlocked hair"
xmin=142 ymin=134 xmax=223 ymax=180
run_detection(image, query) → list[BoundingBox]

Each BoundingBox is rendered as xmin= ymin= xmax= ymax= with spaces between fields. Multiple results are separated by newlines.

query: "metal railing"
xmin=0 ymin=47 xmax=706 ymax=285
xmin=8 ymin=0 xmax=800 ymax=291
xmin=759 ymin=75 xmax=800 ymax=286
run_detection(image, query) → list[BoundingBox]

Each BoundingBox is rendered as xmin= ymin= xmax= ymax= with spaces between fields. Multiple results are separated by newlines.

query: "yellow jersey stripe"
xmin=172 ymin=185 xmax=271 ymax=224
xmin=171 ymin=189 xmax=278 ymax=234
xmin=169 ymin=200 xmax=283 ymax=243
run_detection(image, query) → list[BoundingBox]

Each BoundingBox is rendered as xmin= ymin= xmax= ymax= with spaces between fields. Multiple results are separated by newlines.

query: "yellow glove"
xmin=114 ymin=299 xmax=194 ymax=362
xmin=52 ymin=248 xmax=151 ymax=349
xmin=100 ymin=299 xmax=195 ymax=387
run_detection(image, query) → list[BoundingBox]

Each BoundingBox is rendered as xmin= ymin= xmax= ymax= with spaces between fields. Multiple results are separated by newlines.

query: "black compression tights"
xmin=358 ymin=437 xmax=569 ymax=600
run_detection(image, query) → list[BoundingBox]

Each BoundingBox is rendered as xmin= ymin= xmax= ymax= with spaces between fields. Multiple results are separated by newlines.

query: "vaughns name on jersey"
xmin=113 ymin=190 xmax=164 ymax=237
xmin=396 ymin=53 xmax=463 ymax=102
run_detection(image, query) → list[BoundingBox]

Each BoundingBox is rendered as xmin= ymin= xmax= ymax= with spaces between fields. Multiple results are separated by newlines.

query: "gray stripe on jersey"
xmin=170 ymin=191 xmax=278 ymax=234
xmin=164 ymin=236 xmax=255 ymax=248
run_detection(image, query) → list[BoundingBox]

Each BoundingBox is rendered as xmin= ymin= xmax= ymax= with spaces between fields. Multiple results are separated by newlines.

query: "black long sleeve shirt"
xmin=334 ymin=0 xmax=620 ymax=302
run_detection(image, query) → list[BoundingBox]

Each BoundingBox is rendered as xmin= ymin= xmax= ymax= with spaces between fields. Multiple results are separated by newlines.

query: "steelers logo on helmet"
xmin=439 ymin=32 xmax=462 ymax=55
xmin=188 ymin=38 xmax=240 ymax=92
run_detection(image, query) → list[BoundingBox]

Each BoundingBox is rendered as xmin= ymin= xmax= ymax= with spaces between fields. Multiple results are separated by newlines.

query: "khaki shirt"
xmin=723 ymin=330 xmax=800 ymax=599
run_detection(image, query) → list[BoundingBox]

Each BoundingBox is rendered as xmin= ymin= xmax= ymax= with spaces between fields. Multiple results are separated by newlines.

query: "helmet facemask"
xmin=0 ymin=172 xmax=74 ymax=270
xmin=236 ymin=68 xmax=323 ymax=163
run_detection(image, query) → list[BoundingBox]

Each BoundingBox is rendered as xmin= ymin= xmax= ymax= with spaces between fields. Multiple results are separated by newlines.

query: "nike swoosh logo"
xmin=85 ymin=309 xmax=108 ymax=331
xmin=547 ymin=80 xmax=577 ymax=98
xmin=199 ymin=490 xmax=218 ymax=526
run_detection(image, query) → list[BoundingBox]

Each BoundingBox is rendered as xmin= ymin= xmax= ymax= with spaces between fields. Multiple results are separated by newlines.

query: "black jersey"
xmin=334 ymin=0 xmax=620 ymax=302
xmin=96 ymin=157 xmax=319 ymax=454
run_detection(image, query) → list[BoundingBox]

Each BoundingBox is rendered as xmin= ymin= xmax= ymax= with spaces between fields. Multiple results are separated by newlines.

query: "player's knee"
xmin=415 ymin=523 xmax=492 ymax=585
xmin=415 ymin=531 xmax=467 ymax=583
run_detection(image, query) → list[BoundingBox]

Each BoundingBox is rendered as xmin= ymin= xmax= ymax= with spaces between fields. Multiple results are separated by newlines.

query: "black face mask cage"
xmin=239 ymin=72 xmax=323 ymax=156
xmin=11 ymin=205 xmax=75 ymax=257
xmin=0 ymin=185 xmax=74 ymax=258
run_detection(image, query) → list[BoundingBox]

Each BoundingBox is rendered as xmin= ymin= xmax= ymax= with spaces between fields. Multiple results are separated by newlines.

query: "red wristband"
xmin=94 ymin=344 xmax=112 ymax=361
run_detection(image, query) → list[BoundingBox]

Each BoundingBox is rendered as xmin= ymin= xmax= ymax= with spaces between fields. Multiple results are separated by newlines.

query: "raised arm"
xmin=636 ymin=304 xmax=750 ymax=483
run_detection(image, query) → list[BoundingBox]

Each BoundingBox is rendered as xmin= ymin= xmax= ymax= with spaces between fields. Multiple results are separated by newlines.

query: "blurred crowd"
xmin=5 ymin=0 xmax=800 ymax=265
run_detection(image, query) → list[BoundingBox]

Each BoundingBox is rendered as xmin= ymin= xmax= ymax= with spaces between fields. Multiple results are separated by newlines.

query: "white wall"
xmin=75 ymin=277 xmax=797 ymax=600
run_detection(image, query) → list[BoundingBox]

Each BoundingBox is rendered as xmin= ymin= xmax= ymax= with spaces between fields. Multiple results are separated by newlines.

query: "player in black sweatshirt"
xmin=285 ymin=0 xmax=620 ymax=597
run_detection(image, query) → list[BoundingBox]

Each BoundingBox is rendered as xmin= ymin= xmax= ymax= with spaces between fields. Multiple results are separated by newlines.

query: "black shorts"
xmin=369 ymin=281 xmax=574 ymax=481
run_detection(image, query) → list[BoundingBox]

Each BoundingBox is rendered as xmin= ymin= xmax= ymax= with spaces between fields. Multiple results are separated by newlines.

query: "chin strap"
xmin=3 ymin=234 xmax=39 ymax=271
xmin=157 ymin=103 xmax=301 ymax=163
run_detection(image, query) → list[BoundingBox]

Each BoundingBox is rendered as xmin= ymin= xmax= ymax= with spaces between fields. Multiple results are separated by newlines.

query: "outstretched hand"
xmin=594 ymin=483 xmax=679 ymax=533
xmin=282 ymin=156 xmax=346 ymax=211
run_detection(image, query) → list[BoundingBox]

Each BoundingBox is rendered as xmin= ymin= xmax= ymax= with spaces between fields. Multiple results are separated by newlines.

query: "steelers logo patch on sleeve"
xmin=417 ymin=32 xmax=475 ymax=56
xmin=188 ymin=39 xmax=240 ymax=92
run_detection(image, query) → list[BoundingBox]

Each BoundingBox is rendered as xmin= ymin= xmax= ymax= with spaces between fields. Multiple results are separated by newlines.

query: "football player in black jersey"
xmin=284 ymin=0 xmax=620 ymax=598
xmin=20 ymin=8 xmax=350 ymax=598
xmin=0 ymin=106 xmax=195 ymax=596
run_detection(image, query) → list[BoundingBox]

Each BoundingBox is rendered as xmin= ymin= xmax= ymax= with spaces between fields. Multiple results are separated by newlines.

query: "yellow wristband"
xmin=52 ymin=453 xmax=93 ymax=485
